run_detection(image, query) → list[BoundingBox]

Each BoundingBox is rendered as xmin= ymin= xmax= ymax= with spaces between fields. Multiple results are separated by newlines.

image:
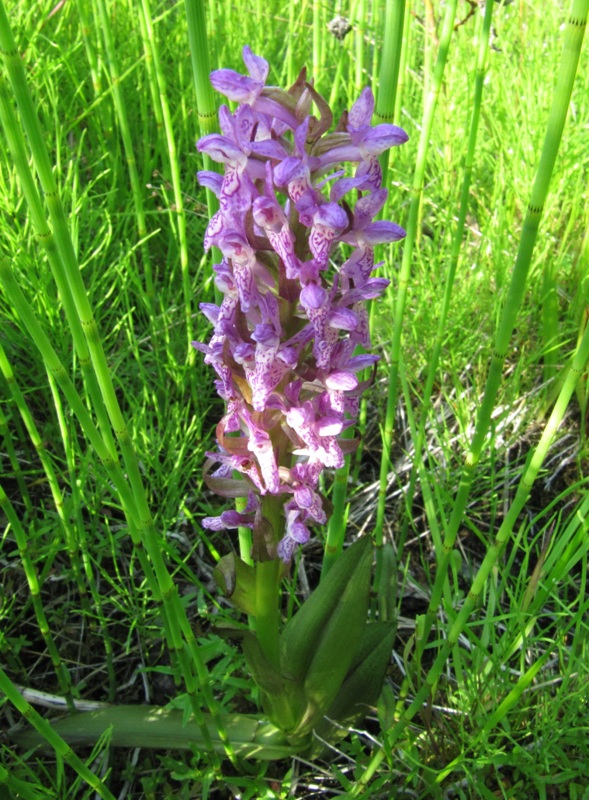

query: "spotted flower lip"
xmin=196 ymin=46 xmax=407 ymax=561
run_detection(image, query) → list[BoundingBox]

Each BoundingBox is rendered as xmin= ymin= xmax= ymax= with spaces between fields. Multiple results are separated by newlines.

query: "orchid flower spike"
xmin=195 ymin=46 xmax=408 ymax=562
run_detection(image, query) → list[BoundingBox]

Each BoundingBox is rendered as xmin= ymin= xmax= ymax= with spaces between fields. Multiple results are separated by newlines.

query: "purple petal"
xmin=294 ymin=117 xmax=311 ymax=155
xmin=316 ymin=416 xmax=345 ymax=435
xmin=330 ymin=174 xmax=370 ymax=203
xmin=252 ymin=195 xmax=283 ymax=230
xmin=278 ymin=346 xmax=298 ymax=368
xmin=219 ymin=510 xmax=253 ymax=527
xmin=198 ymin=134 xmax=246 ymax=166
xmin=199 ymin=303 xmax=220 ymax=325
xmin=351 ymin=123 xmax=409 ymax=153
xmin=300 ymin=282 xmax=327 ymax=309
xmin=341 ymin=245 xmax=375 ymax=286
xmin=233 ymin=105 xmax=256 ymax=144
xmin=361 ymin=220 xmax=406 ymax=244
xmin=313 ymin=202 xmax=348 ymax=230
xmin=197 ymin=171 xmax=223 ymax=196
xmin=252 ymin=97 xmax=299 ymax=130
xmin=353 ymin=156 xmax=383 ymax=193
xmin=346 ymin=354 xmax=380 ymax=371
xmin=348 ymin=87 xmax=374 ymax=130
xmin=277 ymin=535 xmax=298 ymax=562
xmin=202 ymin=516 xmax=226 ymax=531
xmin=344 ymin=278 xmax=390 ymax=303
xmin=210 ymin=69 xmax=262 ymax=104
xmin=316 ymin=144 xmax=363 ymax=169
xmin=328 ymin=308 xmax=358 ymax=330
xmin=290 ymin=519 xmax=310 ymax=543
xmin=252 ymin=323 xmax=279 ymax=346
xmin=249 ymin=139 xmax=289 ymax=160
xmin=325 ymin=371 xmax=359 ymax=391
xmin=273 ymin=156 xmax=307 ymax=187
xmin=294 ymin=485 xmax=314 ymax=508
xmin=203 ymin=210 xmax=224 ymax=251
xmin=356 ymin=188 xmax=388 ymax=224
xmin=242 ymin=45 xmax=269 ymax=83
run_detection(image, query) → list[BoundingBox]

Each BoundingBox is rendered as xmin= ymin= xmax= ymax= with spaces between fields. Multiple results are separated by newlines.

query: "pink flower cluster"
xmin=195 ymin=47 xmax=407 ymax=561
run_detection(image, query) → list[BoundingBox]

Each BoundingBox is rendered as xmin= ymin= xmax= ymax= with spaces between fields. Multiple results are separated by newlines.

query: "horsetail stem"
xmin=374 ymin=0 xmax=460 ymax=549
xmin=419 ymin=0 xmax=589 ymax=652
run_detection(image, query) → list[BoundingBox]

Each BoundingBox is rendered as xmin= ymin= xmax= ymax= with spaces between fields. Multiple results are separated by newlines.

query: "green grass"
xmin=1 ymin=0 xmax=589 ymax=797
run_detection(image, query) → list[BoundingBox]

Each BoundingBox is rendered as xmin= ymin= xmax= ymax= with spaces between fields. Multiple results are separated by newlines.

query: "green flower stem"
xmin=0 ymin=255 xmax=234 ymax=765
xmin=0 ymin=666 xmax=116 ymax=800
xmin=92 ymin=0 xmax=154 ymax=306
xmin=255 ymin=495 xmax=284 ymax=670
xmin=0 ymin=484 xmax=76 ymax=710
xmin=138 ymin=0 xmax=192 ymax=344
xmin=255 ymin=559 xmax=281 ymax=670
xmin=321 ymin=429 xmax=353 ymax=579
xmin=374 ymin=0 xmax=459 ymax=549
xmin=419 ymin=0 xmax=589 ymax=652
xmin=397 ymin=0 xmax=495 ymax=561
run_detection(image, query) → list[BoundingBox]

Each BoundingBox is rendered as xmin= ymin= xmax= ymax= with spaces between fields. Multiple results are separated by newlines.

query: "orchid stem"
xmin=255 ymin=496 xmax=284 ymax=669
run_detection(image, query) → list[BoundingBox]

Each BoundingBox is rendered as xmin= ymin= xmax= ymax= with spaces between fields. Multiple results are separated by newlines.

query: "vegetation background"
xmin=1 ymin=0 xmax=589 ymax=797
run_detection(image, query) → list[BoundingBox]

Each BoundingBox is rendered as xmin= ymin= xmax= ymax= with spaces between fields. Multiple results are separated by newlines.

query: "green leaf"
xmin=280 ymin=536 xmax=372 ymax=684
xmin=315 ymin=620 xmax=397 ymax=740
xmin=12 ymin=706 xmax=301 ymax=760
xmin=240 ymin=632 xmax=288 ymax=696
xmin=294 ymin=536 xmax=373 ymax=735
xmin=376 ymin=542 xmax=397 ymax=622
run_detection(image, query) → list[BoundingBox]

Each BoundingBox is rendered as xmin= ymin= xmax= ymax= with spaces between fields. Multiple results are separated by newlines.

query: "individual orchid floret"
xmin=316 ymin=87 xmax=408 ymax=171
xmin=211 ymin=45 xmax=298 ymax=129
xmin=308 ymin=203 xmax=349 ymax=268
xmin=195 ymin=46 xmax=408 ymax=561
xmin=277 ymin=502 xmax=311 ymax=562
xmin=210 ymin=46 xmax=268 ymax=105
xmin=202 ymin=491 xmax=260 ymax=531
